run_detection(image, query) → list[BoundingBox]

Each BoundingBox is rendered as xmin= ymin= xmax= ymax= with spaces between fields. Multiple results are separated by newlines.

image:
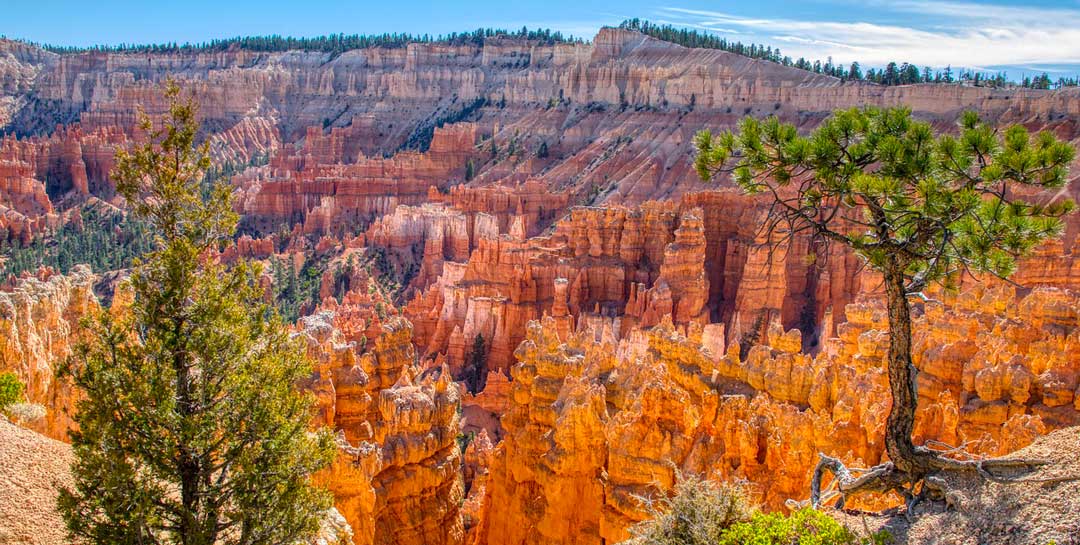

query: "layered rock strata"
xmin=405 ymin=191 xmax=865 ymax=377
xmin=233 ymin=123 xmax=480 ymax=235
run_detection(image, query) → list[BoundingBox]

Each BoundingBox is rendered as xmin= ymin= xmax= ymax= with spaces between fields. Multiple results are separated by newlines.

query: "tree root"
xmin=804 ymin=446 xmax=1073 ymax=516
xmin=809 ymin=455 xmax=909 ymax=510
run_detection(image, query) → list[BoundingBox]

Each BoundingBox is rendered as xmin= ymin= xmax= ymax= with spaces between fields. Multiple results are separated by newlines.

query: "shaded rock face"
xmin=0 ymin=125 xmax=131 ymax=242
xmin=233 ymin=123 xmax=480 ymax=237
xmin=0 ymin=265 xmax=97 ymax=440
xmin=299 ymin=313 xmax=464 ymax=545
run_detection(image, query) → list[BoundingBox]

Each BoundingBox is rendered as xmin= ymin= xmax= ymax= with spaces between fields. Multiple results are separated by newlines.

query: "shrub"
xmin=0 ymin=371 xmax=25 ymax=410
xmin=622 ymin=474 xmax=890 ymax=545
xmin=717 ymin=508 xmax=890 ymax=545
xmin=5 ymin=402 xmax=46 ymax=425
xmin=624 ymin=476 xmax=754 ymax=545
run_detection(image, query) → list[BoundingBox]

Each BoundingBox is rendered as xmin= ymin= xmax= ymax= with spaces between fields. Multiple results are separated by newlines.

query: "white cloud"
xmin=659 ymin=3 xmax=1080 ymax=70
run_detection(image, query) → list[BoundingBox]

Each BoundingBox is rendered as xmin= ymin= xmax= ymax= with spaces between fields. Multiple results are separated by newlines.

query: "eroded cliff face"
xmin=468 ymin=279 xmax=1080 ymax=544
xmin=0 ymin=265 xmax=97 ymax=439
xmin=404 ymin=191 xmax=865 ymax=378
xmin=299 ymin=312 xmax=464 ymax=545
xmin=10 ymin=29 xmax=1080 ymax=138
xmin=7 ymin=28 xmax=1080 ymax=231
xmin=234 ymin=123 xmax=481 ymax=236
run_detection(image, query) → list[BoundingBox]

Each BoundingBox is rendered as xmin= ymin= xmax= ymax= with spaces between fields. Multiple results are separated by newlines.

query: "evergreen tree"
xmin=0 ymin=371 xmax=25 ymax=410
xmin=694 ymin=106 xmax=1074 ymax=507
xmin=36 ymin=26 xmax=579 ymax=55
xmin=463 ymin=334 xmax=487 ymax=395
xmin=58 ymin=81 xmax=336 ymax=545
xmin=883 ymin=62 xmax=899 ymax=85
xmin=848 ymin=62 xmax=863 ymax=81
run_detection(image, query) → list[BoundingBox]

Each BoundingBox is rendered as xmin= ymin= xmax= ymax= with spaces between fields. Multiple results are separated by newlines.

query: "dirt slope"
xmin=0 ymin=418 xmax=73 ymax=545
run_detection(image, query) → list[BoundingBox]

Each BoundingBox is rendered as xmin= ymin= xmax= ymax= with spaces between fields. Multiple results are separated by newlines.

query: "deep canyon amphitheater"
xmin=1 ymin=26 xmax=1080 ymax=545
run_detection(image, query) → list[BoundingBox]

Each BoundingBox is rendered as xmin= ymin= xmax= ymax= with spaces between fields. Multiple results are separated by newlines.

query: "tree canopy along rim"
xmin=694 ymin=105 xmax=1078 ymax=513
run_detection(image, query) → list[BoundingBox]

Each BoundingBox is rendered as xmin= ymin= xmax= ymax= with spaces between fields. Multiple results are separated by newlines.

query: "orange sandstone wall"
xmin=300 ymin=313 xmax=464 ymax=545
xmin=470 ymin=282 xmax=1080 ymax=544
xmin=0 ymin=265 xmax=98 ymax=439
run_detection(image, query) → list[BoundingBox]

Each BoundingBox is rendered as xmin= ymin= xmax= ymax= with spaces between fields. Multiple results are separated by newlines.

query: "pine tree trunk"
xmin=882 ymin=263 xmax=923 ymax=475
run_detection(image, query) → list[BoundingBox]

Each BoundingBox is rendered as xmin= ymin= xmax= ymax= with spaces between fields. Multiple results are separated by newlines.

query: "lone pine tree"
xmin=58 ymin=82 xmax=336 ymax=545
xmin=694 ymin=106 xmax=1075 ymax=508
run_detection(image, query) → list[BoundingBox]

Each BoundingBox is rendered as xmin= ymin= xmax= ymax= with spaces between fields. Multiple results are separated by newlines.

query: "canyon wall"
xmin=0 ymin=265 xmax=97 ymax=439
xmin=469 ymin=280 xmax=1080 ymax=544
xmin=299 ymin=306 xmax=464 ymax=545
xmin=234 ymin=123 xmax=480 ymax=235
xmin=7 ymin=28 xmax=1080 ymax=230
xmin=404 ymin=191 xmax=864 ymax=377
xmin=3 ymin=27 xmax=1080 ymax=545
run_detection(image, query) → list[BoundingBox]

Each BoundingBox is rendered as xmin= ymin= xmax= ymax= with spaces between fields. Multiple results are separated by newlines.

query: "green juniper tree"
xmin=58 ymin=82 xmax=336 ymax=545
xmin=694 ymin=106 xmax=1075 ymax=508
xmin=0 ymin=371 xmax=25 ymax=411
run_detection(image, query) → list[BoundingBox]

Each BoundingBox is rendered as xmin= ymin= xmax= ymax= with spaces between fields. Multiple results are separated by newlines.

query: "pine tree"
xmin=694 ymin=106 xmax=1074 ymax=508
xmin=58 ymin=81 xmax=336 ymax=545
xmin=463 ymin=333 xmax=487 ymax=394
xmin=847 ymin=62 xmax=863 ymax=81
xmin=883 ymin=62 xmax=899 ymax=85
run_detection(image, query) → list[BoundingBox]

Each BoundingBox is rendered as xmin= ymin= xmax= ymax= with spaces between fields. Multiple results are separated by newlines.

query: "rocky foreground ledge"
xmin=835 ymin=427 xmax=1080 ymax=545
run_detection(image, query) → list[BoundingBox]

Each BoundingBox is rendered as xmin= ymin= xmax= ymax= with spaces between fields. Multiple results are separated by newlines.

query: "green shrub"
xmin=0 ymin=371 xmax=25 ymax=410
xmin=717 ymin=508 xmax=890 ymax=545
xmin=624 ymin=476 xmax=754 ymax=545
xmin=622 ymin=474 xmax=892 ymax=545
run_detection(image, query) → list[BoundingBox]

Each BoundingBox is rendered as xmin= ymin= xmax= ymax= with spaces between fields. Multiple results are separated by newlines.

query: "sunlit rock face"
xmin=232 ymin=123 xmax=482 ymax=237
xmin=464 ymin=277 xmax=1080 ymax=544
xmin=403 ymin=191 xmax=867 ymax=378
xmin=299 ymin=313 xmax=464 ymax=545
xmin=0 ymin=265 xmax=97 ymax=440
xmin=7 ymin=27 xmax=1080 ymax=239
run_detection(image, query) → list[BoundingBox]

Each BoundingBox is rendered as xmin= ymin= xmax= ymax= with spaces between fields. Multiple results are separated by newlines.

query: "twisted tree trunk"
xmin=882 ymin=263 xmax=923 ymax=477
xmin=806 ymin=261 xmax=1057 ymax=511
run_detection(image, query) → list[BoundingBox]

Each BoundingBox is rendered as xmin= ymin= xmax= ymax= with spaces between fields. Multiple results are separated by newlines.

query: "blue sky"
xmin=5 ymin=0 xmax=1080 ymax=74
